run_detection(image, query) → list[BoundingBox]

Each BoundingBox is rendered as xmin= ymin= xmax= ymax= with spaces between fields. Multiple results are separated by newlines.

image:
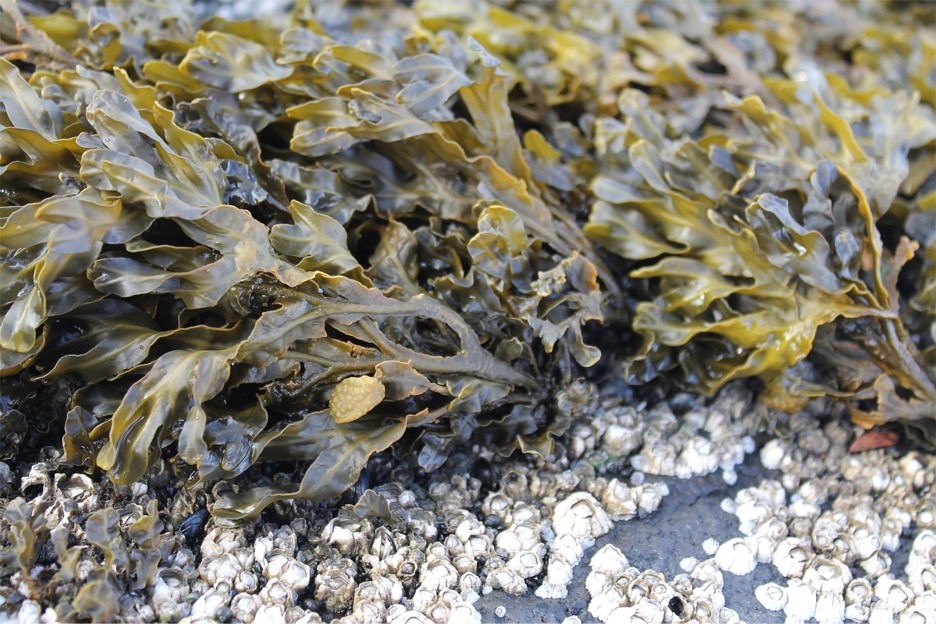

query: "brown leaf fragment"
xmin=848 ymin=427 xmax=900 ymax=453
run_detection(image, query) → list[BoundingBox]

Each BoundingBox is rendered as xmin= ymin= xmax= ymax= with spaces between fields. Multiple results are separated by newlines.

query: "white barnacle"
xmin=899 ymin=602 xmax=936 ymax=624
xmin=459 ymin=572 xmax=482 ymax=595
xmin=451 ymin=553 xmax=477 ymax=576
xmin=233 ymin=570 xmax=259 ymax=594
xmin=754 ymin=582 xmax=787 ymax=611
xmin=551 ymin=492 xmax=613 ymax=546
xmin=867 ymin=603 xmax=896 ymax=624
xmin=487 ymin=568 xmax=527 ymax=595
xmin=714 ymin=538 xmax=757 ymax=576
xmin=420 ymin=558 xmax=459 ymax=592
xmin=314 ymin=559 xmax=358 ymax=612
xmin=600 ymin=479 xmax=638 ymax=521
xmin=387 ymin=608 xmax=435 ymax=624
xmin=199 ymin=553 xmax=244 ymax=587
xmin=411 ymin=586 xmax=436 ymax=613
xmin=448 ymin=601 xmax=482 ymax=624
xmin=909 ymin=564 xmax=936 ymax=597
xmin=686 ymin=597 xmax=719 ymax=622
xmin=586 ymin=583 xmax=626 ymax=622
xmin=701 ymin=538 xmax=720 ymax=556
xmin=230 ymin=593 xmax=262 ymax=623
xmin=720 ymin=606 xmax=741 ymax=624
xmin=814 ymin=591 xmax=845 ymax=624
xmin=859 ymin=551 xmax=891 ymax=578
xmin=371 ymin=527 xmax=398 ymax=560
xmin=690 ymin=558 xmax=723 ymax=587
xmin=636 ymin=483 xmax=668 ymax=516
xmin=463 ymin=534 xmax=493 ymax=559
xmin=783 ymin=579 xmax=817 ymax=621
xmin=265 ymin=555 xmax=311 ymax=594
xmin=747 ymin=534 xmax=777 ymax=564
xmin=202 ymin=527 xmax=247 ymax=559
xmin=760 ymin=438 xmax=789 ymax=470
xmin=874 ymin=576 xmax=914 ymax=612
xmin=907 ymin=530 xmax=936 ymax=576
xmin=189 ymin=588 xmax=228 ymax=621
xmin=803 ymin=557 xmax=851 ymax=594
xmin=849 ymin=523 xmax=883 ymax=562
xmin=843 ymin=577 xmax=874 ymax=621
xmin=627 ymin=570 xmax=671 ymax=606
xmin=506 ymin=547 xmax=545 ymax=579
xmin=811 ymin=513 xmax=846 ymax=553
xmin=772 ymin=537 xmax=813 ymax=578
xmin=258 ymin=578 xmax=292 ymax=606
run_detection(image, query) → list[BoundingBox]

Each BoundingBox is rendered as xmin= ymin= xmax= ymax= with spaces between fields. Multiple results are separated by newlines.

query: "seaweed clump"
xmin=0 ymin=0 xmax=933 ymax=524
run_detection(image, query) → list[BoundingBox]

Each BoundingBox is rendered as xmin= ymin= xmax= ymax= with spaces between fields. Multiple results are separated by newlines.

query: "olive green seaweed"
xmin=0 ymin=0 xmax=934 ymax=531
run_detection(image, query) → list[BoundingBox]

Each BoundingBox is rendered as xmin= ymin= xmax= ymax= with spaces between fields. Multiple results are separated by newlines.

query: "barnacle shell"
xmin=314 ymin=558 xmax=358 ymax=612
xmin=601 ymin=422 xmax=642 ymax=457
xmin=713 ymin=538 xmax=757 ymax=576
xmin=849 ymin=523 xmax=883 ymax=562
xmin=535 ymin=533 xmax=586 ymax=599
xmin=199 ymin=553 xmax=244 ymax=587
xmin=202 ymin=527 xmax=246 ymax=559
xmin=458 ymin=572 xmax=481 ymax=596
xmin=552 ymin=492 xmax=612 ymax=545
xmin=814 ymin=591 xmax=845 ymax=624
xmin=609 ymin=597 xmax=665 ymax=624
xmin=811 ymin=512 xmax=847 ymax=553
xmin=386 ymin=608 xmax=434 ymax=624
xmin=258 ymin=578 xmax=293 ymax=605
xmin=420 ymin=557 xmax=459 ymax=592
xmin=844 ymin=577 xmax=874 ymax=621
xmin=506 ymin=547 xmax=546 ymax=579
xmin=586 ymin=583 xmax=626 ymax=622
xmin=687 ymin=597 xmax=719 ymax=622
xmin=760 ymin=438 xmax=787 ymax=470
xmin=329 ymin=375 xmax=385 ymax=424
xmin=803 ymin=557 xmax=851 ymax=594
xmin=754 ymin=582 xmax=787 ymax=611
xmin=859 ymin=551 xmax=891 ymax=578
xmin=153 ymin=572 xmax=189 ymax=620
xmin=626 ymin=570 xmax=671 ymax=606
xmin=481 ymin=492 xmax=513 ymax=523
xmin=264 ymin=554 xmax=311 ymax=595
xmin=900 ymin=602 xmax=936 ymax=624
xmin=874 ymin=576 xmax=914 ymax=612
xmin=486 ymin=567 xmax=527 ymax=595
xmin=230 ymin=593 xmax=262 ymax=623
xmin=772 ymin=538 xmax=813 ymax=578
xmin=868 ymin=603 xmax=896 ymax=624
xmin=234 ymin=570 xmax=260 ymax=593
xmin=783 ymin=579 xmax=817 ymax=621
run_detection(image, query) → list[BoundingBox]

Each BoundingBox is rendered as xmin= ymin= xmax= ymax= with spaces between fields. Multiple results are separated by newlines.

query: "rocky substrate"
xmin=0 ymin=380 xmax=933 ymax=624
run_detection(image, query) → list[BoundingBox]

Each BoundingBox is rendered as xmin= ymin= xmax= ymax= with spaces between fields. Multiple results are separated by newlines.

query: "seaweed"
xmin=0 ymin=0 xmax=933 ymax=528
